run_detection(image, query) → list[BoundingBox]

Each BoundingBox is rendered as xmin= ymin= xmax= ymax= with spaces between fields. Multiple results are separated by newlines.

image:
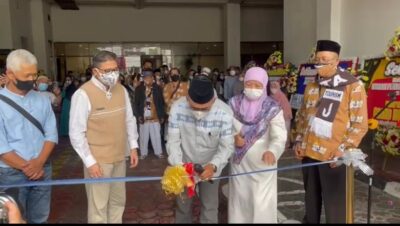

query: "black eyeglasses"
xmin=95 ymin=67 xmax=119 ymax=74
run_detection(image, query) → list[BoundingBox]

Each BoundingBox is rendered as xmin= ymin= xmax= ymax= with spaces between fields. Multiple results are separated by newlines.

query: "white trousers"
xmin=139 ymin=121 xmax=162 ymax=156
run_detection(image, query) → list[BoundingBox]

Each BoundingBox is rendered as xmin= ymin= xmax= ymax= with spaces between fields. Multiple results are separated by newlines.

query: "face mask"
xmin=15 ymin=79 xmax=34 ymax=92
xmin=192 ymin=110 xmax=209 ymax=120
xmin=244 ymin=88 xmax=264 ymax=100
xmin=189 ymin=76 xmax=194 ymax=80
xmin=81 ymin=77 xmax=87 ymax=82
xmin=229 ymin=70 xmax=236 ymax=76
xmin=38 ymin=83 xmax=48 ymax=91
xmin=171 ymin=75 xmax=180 ymax=82
xmin=65 ymin=80 xmax=72 ymax=86
xmin=315 ymin=64 xmax=337 ymax=78
xmin=99 ymin=71 xmax=119 ymax=87
xmin=239 ymin=77 xmax=244 ymax=82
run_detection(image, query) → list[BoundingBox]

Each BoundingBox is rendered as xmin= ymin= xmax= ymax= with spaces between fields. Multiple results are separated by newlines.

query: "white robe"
xmin=228 ymin=110 xmax=287 ymax=223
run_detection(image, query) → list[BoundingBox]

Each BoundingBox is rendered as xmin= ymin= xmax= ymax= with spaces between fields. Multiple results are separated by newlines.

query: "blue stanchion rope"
xmin=0 ymin=159 xmax=337 ymax=189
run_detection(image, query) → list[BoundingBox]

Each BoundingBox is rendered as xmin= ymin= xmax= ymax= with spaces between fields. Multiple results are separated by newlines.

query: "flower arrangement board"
xmin=369 ymin=57 xmax=400 ymax=86
xmin=367 ymin=77 xmax=400 ymax=127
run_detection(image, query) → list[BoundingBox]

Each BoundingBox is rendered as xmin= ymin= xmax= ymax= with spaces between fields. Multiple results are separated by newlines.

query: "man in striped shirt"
xmin=167 ymin=76 xmax=234 ymax=223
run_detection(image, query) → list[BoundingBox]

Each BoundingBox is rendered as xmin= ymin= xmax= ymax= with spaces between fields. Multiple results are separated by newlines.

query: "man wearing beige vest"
xmin=69 ymin=51 xmax=139 ymax=223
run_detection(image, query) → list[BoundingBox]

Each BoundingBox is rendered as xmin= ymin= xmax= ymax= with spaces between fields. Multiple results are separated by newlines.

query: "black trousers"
xmin=301 ymin=157 xmax=346 ymax=224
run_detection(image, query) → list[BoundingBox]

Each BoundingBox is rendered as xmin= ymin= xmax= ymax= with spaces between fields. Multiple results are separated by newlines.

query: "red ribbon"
xmin=183 ymin=162 xmax=195 ymax=198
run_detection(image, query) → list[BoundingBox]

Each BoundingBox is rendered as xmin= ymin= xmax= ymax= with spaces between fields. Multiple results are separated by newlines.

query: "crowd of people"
xmin=0 ymin=39 xmax=368 ymax=224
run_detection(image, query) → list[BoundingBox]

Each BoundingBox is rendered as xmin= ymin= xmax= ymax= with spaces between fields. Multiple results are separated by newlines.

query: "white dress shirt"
xmin=69 ymin=77 xmax=139 ymax=168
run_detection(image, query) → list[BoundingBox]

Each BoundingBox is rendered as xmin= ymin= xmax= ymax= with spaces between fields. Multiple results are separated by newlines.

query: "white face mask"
xmin=244 ymin=88 xmax=264 ymax=100
xmin=314 ymin=64 xmax=328 ymax=69
xmin=229 ymin=70 xmax=236 ymax=76
xmin=99 ymin=71 xmax=119 ymax=87
xmin=239 ymin=77 xmax=244 ymax=82
xmin=192 ymin=110 xmax=209 ymax=120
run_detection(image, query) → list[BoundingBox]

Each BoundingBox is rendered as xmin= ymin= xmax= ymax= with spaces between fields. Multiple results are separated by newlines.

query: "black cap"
xmin=188 ymin=76 xmax=214 ymax=104
xmin=316 ymin=40 xmax=341 ymax=55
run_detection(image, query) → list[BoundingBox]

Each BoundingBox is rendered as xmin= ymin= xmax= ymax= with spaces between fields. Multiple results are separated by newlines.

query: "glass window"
xmin=66 ymin=57 xmax=90 ymax=74
xmin=55 ymin=43 xmax=66 ymax=57
xmin=198 ymin=43 xmax=223 ymax=55
xmin=65 ymin=43 xmax=89 ymax=56
xmin=199 ymin=56 xmax=224 ymax=71
xmin=172 ymin=55 xmax=199 ymax=73
xmin=89 ymin=43 xmax=122 ymax=56
xmin=160 ymin=43 xmax=172 ymax=56
xmin=122 ymin=43 xmax=144 ymax=56
xmin=139 ymin=43 xmax=161 ymax=55
xmin=170 ymin=43 xmax=198 ymax=55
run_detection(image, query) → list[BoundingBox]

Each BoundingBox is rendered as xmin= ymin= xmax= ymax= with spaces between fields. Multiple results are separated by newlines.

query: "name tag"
xmin=323 ymin=89 xmax=344 ymax=102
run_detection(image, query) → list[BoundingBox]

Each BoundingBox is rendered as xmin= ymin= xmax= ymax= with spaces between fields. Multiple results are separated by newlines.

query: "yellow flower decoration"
xmin=308 ymin=47 xmax=316 ymax=63
xmin=375 ymin=125 xmax=400 ymax=157
xmin=368 ymin=119 xmax=379 ymax=130
xmin=384 ymin=27 xmax=400 ymax=60
xmin=265 ymin=51 xmax=283 ymax=69
xmin=161 ymin=165 xmax=192 ymax=197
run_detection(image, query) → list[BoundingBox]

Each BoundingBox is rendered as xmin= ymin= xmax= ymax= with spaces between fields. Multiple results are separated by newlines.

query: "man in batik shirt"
xmin=294 ymin=40 xmax=368 ymax=224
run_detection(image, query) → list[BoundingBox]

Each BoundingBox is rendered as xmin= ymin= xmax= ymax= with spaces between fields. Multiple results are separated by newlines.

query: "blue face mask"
xmin=38 ymin=83 xmax=48 ymax=91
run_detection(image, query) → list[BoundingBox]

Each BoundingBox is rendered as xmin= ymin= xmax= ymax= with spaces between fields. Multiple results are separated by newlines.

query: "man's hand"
xmin=88 ymin=163 xmax=103 ymax=178
xmin=26 ymin=169 xmax=45 ymax=181
xmin=199 ymin=164 xmax=215 ymax=181
xmin=294 ymin=142 xmax=305 ymax=160
xmin=4 ymin=201 xmax=26 ymax=224
xmin=22 ymin=158 xmax=44 ymax=180
xmin=262 ymin=151 xmax=276 ymax=165
xmin=234 ymin=134 xmax=245 ymax=148
xmin=130 ymin=149 xmax=139 ymax=168
xmin=0 ymin=74 xmax=8 ymax=87
xmin=138 ymin=117 xmax=144 ymax=124
xmin=329 ymin=150 xmax=344 ymax=168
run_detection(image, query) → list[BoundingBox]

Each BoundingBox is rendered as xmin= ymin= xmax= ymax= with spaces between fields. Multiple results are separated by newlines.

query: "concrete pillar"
xmin=224 ymin=2 xmax=241 ymax=68
xmin=0 ymin=0 xmax=13 ymax=49
xmin=30 ymin=0 xmax=53 ymax=76
xmin=316 ymin=0 xmax=342 ymax=43
xmin=283 ymin=0 xmax=317 ymax=65
xmin=283 ymin=0 xmax=342 ymax=65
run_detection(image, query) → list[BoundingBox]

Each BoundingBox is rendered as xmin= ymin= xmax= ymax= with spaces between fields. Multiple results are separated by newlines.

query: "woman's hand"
xmin=234 ymin=134 xmax=245 ymax=148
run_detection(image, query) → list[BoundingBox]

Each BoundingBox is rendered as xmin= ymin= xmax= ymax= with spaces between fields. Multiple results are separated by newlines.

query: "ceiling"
xmin=49 ymin=0 xmax=283 ymax=10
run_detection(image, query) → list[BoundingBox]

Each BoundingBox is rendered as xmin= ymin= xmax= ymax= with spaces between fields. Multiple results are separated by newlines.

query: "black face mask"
xmin=15 ymin=78 xmax=34 ymax=91
xmin=171 ymin=75 xmax=180 ymax=82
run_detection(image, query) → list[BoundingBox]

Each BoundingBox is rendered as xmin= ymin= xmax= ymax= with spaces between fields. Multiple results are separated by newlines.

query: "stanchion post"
xmin=346 ymin=165 xmax=355 ymax=224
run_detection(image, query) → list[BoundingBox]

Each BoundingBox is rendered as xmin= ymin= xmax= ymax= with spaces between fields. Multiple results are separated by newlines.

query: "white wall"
xmin=340 ymin=0 xmax=400 ymax=59
xmin=51 ymin=5 xmax=224 ymax=42
xmin=241 ymin=7 xmax=283 ymax=42
xmin=283 ymin=0 xmax=316 ymax=65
